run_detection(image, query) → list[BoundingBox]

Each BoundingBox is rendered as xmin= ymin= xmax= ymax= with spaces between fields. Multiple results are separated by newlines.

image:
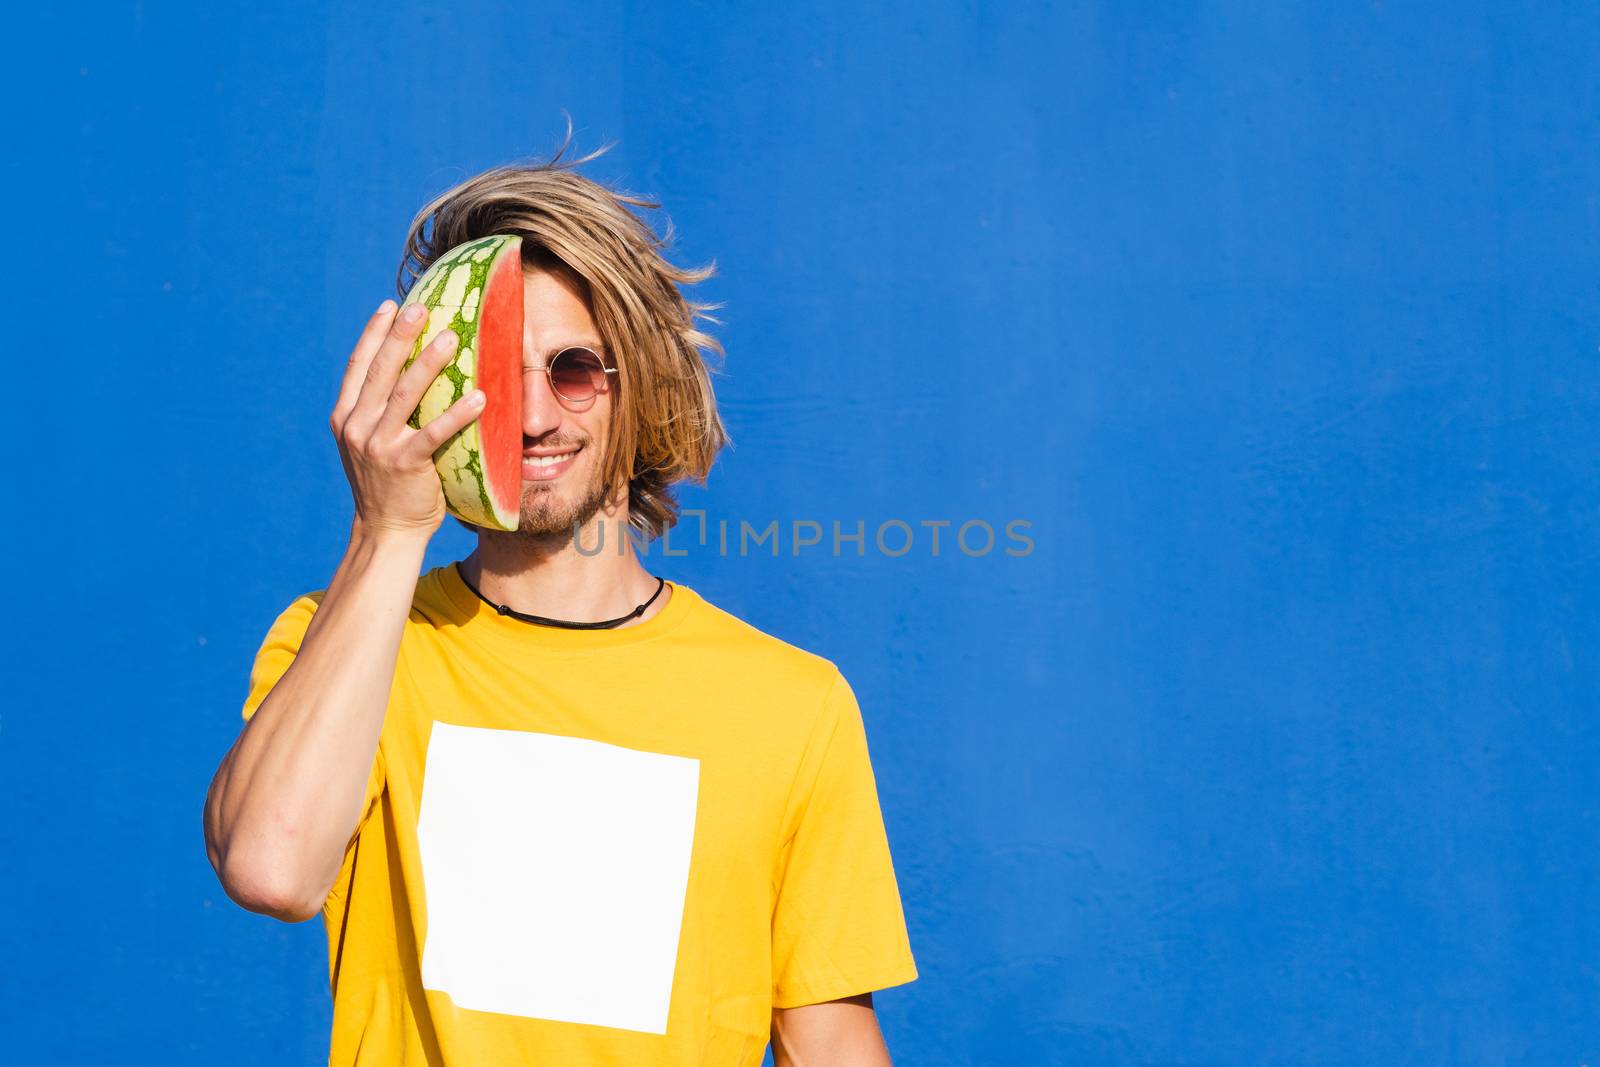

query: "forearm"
xmin=204 ymin=525 xmax=427 ymax=919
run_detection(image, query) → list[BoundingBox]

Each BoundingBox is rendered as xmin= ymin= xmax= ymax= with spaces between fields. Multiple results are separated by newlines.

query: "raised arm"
xmin=202 ymin=527 xmax=427 ymax=921
xmin=202 ymin=298 xmax=483 ymax=921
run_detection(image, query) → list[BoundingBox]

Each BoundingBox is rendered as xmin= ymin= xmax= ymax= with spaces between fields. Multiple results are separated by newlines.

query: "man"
xmin=202 ymin=138 xmax=918 ymax=1066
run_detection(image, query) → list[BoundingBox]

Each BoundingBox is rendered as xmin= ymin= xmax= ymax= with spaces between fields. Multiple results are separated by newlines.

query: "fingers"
xmin=404 ymin=386 xmax=487 ymax=464
xmin=330 ymin=300 xmax=483 ymax=483
xmin=331 ymin=301 xmax=398 ymax=432
xmin=374 ymin=327 xmax=459 ymax=439
xmin=343 ymin=301 xmax=434 ymax=438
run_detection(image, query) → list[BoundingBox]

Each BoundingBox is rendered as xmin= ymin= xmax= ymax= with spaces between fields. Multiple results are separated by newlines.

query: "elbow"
xmin=215 ymin=849 xmax=326 ymax=924
xmin=202 ymin=768 xmax=331 ymax=923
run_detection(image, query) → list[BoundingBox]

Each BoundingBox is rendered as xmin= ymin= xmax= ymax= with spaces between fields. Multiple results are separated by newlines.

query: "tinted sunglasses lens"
xmin=550 ymin=349 xmax=607 ymax=400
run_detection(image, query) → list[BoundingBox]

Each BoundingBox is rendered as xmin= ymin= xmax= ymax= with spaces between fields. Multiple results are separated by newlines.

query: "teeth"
xmin=523 ymin=451 xmax=577 ymax=467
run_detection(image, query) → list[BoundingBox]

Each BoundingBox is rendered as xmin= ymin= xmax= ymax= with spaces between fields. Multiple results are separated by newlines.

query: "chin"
xmin=515 ymin=484 xmax=603 ymax=536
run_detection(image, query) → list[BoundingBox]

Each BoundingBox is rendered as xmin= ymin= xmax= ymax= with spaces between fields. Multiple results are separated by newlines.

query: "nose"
xmin=522 ymin=363 xmax=564 ymax=439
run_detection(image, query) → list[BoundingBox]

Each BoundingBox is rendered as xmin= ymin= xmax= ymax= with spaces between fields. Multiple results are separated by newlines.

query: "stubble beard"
xmin=514 ymin=455 xmax=611 ymax=542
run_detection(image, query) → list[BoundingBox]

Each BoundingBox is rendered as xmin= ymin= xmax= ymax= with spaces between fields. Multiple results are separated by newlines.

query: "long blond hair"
xmin=394 ymin=121 xmax=730 ymax=541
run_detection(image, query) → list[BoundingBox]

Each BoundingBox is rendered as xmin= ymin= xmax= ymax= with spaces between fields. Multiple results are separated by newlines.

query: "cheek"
xmin=583 ymin=398 xmax=614 ymax=447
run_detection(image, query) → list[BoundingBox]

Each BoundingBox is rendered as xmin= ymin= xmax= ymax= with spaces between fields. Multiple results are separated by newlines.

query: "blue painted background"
xmin=6 ymin=2 xmax=1597 ymax=1063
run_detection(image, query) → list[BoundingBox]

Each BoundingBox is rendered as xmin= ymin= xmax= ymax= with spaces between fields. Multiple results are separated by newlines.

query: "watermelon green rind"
xmin=398 ymin=234 xmax=522 ymax=531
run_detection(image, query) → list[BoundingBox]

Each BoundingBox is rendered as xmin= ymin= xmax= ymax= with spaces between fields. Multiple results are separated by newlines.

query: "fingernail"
xmin=404 ymin=304 xmax=425 ymax=322
xmin=376 ymin=299 xmax=395 ymax=316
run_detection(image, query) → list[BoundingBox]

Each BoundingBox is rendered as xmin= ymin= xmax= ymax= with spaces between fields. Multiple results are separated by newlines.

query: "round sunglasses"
xmin=525 ymin=347 xmax=619 ymax=404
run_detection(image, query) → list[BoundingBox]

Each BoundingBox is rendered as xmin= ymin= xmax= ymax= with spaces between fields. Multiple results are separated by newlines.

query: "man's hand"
xmin=771 ymin=993 xmax=893 ymax=1066
xmin=331 ymin=299 xmax=483 ymax=539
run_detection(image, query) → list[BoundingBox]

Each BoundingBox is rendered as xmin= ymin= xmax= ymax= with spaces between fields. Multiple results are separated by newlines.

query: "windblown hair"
xmin=393 ymin=122 xmax=730 ymax=541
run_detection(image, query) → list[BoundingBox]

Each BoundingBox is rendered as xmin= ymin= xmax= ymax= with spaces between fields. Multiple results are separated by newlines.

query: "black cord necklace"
xmin=455 ymin=562 xmax=667 ymax=630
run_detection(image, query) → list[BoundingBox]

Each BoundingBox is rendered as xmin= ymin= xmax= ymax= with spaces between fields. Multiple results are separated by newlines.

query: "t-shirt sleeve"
xmin=241 ymin=591 xmax=386 ymax=850
xmin=770 ymin=669 xmax=919 ymax=1008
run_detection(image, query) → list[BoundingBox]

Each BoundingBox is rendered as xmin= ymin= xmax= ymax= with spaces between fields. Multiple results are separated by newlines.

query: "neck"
xmin=459 ymin=505 xmax=671 ymax=629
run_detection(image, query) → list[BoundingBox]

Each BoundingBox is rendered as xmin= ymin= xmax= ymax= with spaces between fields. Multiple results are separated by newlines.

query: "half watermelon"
xmin=399 ymin=234 xmax=525 ymax=531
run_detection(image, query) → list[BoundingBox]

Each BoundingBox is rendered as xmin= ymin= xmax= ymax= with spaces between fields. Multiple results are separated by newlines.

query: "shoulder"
xmin=678 ymin=583 xmax=843 ymax=690
xmin=257 ymin=588 xmax=327 ymax=639
xmin=260 ymin=565 xmax=430 ymax=641
xmin=400 ymin=565 xmax=464 ymax=627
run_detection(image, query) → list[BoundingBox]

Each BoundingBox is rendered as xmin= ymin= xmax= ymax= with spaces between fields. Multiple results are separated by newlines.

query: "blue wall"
xmin=6 ymin=2 xmax=1597 ymax=1062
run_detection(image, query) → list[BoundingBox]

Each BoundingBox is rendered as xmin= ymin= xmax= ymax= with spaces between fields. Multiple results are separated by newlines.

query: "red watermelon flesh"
xmin=399 ymin=235 xmax=526 ymax=531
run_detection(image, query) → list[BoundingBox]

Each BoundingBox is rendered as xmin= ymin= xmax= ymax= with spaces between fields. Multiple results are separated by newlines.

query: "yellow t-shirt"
xmin=239 ymin=562 xmax=917 ymax=1065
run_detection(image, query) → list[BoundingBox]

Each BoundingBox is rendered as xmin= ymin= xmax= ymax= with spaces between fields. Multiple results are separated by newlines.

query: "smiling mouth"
xmin=521 ymin=446 xmax=581 ymax=480
xmin=523 ymin=450 xmax=578 ymax=466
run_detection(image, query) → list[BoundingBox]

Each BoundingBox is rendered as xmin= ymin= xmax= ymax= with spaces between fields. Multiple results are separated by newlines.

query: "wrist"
xmin=348 ymin=516 xmax=433 ymax=557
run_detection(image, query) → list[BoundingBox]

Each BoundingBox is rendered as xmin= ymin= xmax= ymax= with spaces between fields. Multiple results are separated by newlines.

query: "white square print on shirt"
xmin=416 ymin=721 xmax=701 ymax=1034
